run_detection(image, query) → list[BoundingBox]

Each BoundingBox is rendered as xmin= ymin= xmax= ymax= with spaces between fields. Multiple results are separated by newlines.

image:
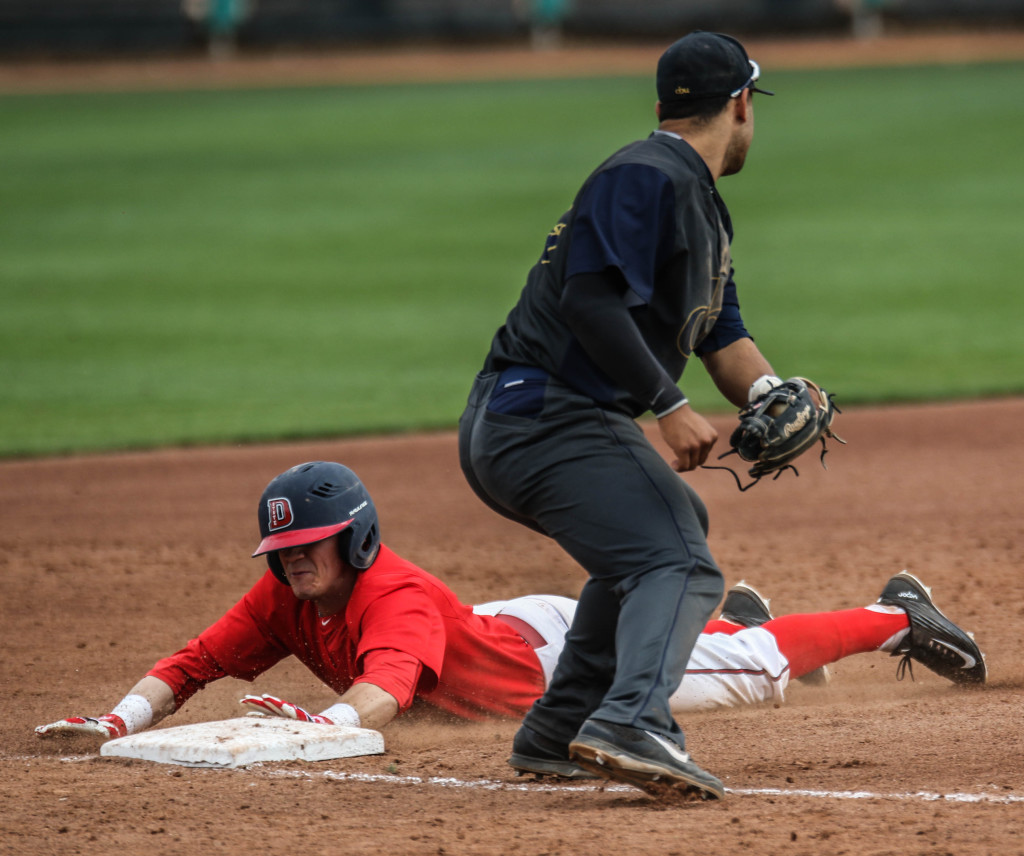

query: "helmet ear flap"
xmin=338 ymin=524 xmax=380 ymax=571
xmin=268 ymin=551 xmax=288 ymax=585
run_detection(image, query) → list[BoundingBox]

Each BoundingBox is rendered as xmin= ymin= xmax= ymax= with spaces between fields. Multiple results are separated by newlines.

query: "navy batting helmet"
xmin=252 ymin=461 xmax=380 ymax=584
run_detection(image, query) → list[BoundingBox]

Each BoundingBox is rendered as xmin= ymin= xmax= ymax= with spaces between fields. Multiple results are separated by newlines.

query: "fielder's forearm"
xmin=560 ymin=271 xmax=686 ymax=417
xmin=701 ymin=337 xmax=775 ymax=407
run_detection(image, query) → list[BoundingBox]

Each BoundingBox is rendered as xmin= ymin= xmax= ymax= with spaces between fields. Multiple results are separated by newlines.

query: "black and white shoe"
xmin=508 ymin=724 xmax=598 ymax=779
xmin=720 ymin=581 xmax=773 ymax=627
xmin=568 ymin=719 xmax=724 ymax=800
xmin=721 ymin=581 xmax=831 ymax=686
xmin=877 ymin=571 xmax=986 ymax=685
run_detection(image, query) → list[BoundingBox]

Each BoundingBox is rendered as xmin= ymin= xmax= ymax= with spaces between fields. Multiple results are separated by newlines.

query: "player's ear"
xmin=731 ymin=90 xmax=751 ymax=123
xmin=655 ymin=100 xmax=663 ymax=121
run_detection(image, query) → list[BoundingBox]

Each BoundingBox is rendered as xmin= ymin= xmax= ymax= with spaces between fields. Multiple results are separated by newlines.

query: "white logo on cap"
xmin=267 ymin=498 xmax=294 ymax=531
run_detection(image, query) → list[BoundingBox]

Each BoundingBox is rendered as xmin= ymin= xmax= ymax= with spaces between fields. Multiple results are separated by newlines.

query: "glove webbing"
xmin=702 ymin=416 xmax=843 ymax=492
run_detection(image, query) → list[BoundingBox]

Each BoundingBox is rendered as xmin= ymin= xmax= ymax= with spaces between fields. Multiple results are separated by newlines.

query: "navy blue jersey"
xmin=483 ymin=131 xmax=751 ymax=418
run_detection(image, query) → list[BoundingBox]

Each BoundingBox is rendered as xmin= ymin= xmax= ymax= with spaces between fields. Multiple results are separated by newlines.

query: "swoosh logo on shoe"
xmin=644 ymin=731 xmax=691 ymax=765
xmin=936 ymin=640 xmax=977 ymax=669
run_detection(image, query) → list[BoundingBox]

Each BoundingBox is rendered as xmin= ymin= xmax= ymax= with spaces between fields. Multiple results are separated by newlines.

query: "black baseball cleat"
xmin=568 ymin=719 xmax=724 ymax=800
xmin=720 ymin=581 xmax=773 ymax=626
xmin=877 ymin=571 xmax=986 ymax=685
xmin=721 ymin=581 xmax=831 ymax=686
xmin=508 ymin=724 xmax=598 ymax=779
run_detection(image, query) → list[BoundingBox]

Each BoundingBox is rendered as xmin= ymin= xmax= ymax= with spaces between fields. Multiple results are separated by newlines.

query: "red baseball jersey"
xmin=147 ymin=546 xmax=545 ymax=720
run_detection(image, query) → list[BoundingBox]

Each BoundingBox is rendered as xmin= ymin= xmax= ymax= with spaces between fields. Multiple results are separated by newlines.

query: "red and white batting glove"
xmin=239 ymin=694 xmax=333 ymax=724
xmin=35 ymin=714 xmax=128 ymax=740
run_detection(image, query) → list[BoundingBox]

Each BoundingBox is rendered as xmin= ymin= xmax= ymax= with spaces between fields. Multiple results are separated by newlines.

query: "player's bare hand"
xmin=239 ymin=693 xmax=332 ymax=724
xmin=658 ymin=404 xmax=718 ymax=472
xmin=35 ymin=715 xmax=127 ymax=740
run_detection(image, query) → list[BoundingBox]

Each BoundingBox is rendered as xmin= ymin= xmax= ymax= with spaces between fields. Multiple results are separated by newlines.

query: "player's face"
xmin=277 ymin=534 xmax=354 ymax=614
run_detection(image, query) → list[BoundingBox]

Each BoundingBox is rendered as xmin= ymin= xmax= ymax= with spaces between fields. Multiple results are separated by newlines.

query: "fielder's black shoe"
xmin=568 ymin=719 xmax=725 ymax=800
xmin=721 ymin=582 xmax=831 ymax=686
xmin=877 ymin=571 xmax=986 ymax=685
xmin=508 ymin=724 xmax=598 ymax=779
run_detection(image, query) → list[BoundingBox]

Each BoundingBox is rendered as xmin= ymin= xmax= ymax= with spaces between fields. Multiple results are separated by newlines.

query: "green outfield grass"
xmin=2 ymin=61 xmax=1022 ymax=456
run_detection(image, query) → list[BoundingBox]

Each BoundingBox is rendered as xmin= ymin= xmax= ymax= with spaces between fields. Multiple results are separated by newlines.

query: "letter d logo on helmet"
xmin=252 ymin=461 xmax=381 ymax=584
xmin=267 ymin=498 xmax=293 ymax=531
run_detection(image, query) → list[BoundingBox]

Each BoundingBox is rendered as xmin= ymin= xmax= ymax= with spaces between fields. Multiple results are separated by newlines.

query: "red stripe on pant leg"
xmin=763 ymin=608 xmax=909 ymax=679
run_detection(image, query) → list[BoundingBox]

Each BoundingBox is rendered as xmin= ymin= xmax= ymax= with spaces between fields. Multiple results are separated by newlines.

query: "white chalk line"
xmin=262 ymin=767 xmax=1024 ymax=805
xmin=14 ymin=754 xmax=1021 ymax=805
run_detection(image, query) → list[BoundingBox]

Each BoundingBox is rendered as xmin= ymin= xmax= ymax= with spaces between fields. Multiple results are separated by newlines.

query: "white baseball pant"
xmin=475 ymin=595 xmax=790 ymax=713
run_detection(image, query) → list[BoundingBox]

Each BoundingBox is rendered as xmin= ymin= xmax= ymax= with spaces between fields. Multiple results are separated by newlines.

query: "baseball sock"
xmin=764 ymin=607 xmax=910 ymax=679
xmin=702 ymin=618 xmax=743 ymax=635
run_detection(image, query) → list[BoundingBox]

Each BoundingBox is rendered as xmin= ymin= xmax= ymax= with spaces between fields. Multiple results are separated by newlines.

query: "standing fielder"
xmin=37 ymin=461 xmax=985 ymax=783
xmin=458 ymin=31 xmax=840 ymax=799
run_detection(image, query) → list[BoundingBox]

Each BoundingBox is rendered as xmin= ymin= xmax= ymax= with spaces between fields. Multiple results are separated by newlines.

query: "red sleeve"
xmin=147 ymin=637 xmax=227 ymax=708
xmin=347 ymin=579 xmax=447 ymax=710
xmin=353 ymin=649 xmax=426 ymax=711
xmin=147 ymin=572 xmax=292 ymax=708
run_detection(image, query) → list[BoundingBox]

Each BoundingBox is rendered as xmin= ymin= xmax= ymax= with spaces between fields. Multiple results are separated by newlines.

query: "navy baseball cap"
xmin=657 ymin=31 xmax=774 ymax=103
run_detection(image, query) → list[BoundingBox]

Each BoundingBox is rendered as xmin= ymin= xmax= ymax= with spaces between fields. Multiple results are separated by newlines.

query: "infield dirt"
xmin=4 ymin=398 xmax=1024 ymax=855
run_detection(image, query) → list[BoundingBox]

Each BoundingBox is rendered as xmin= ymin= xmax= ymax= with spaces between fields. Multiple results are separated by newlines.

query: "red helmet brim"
xmin=251 ymin=519 xmax=354 ymax=558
